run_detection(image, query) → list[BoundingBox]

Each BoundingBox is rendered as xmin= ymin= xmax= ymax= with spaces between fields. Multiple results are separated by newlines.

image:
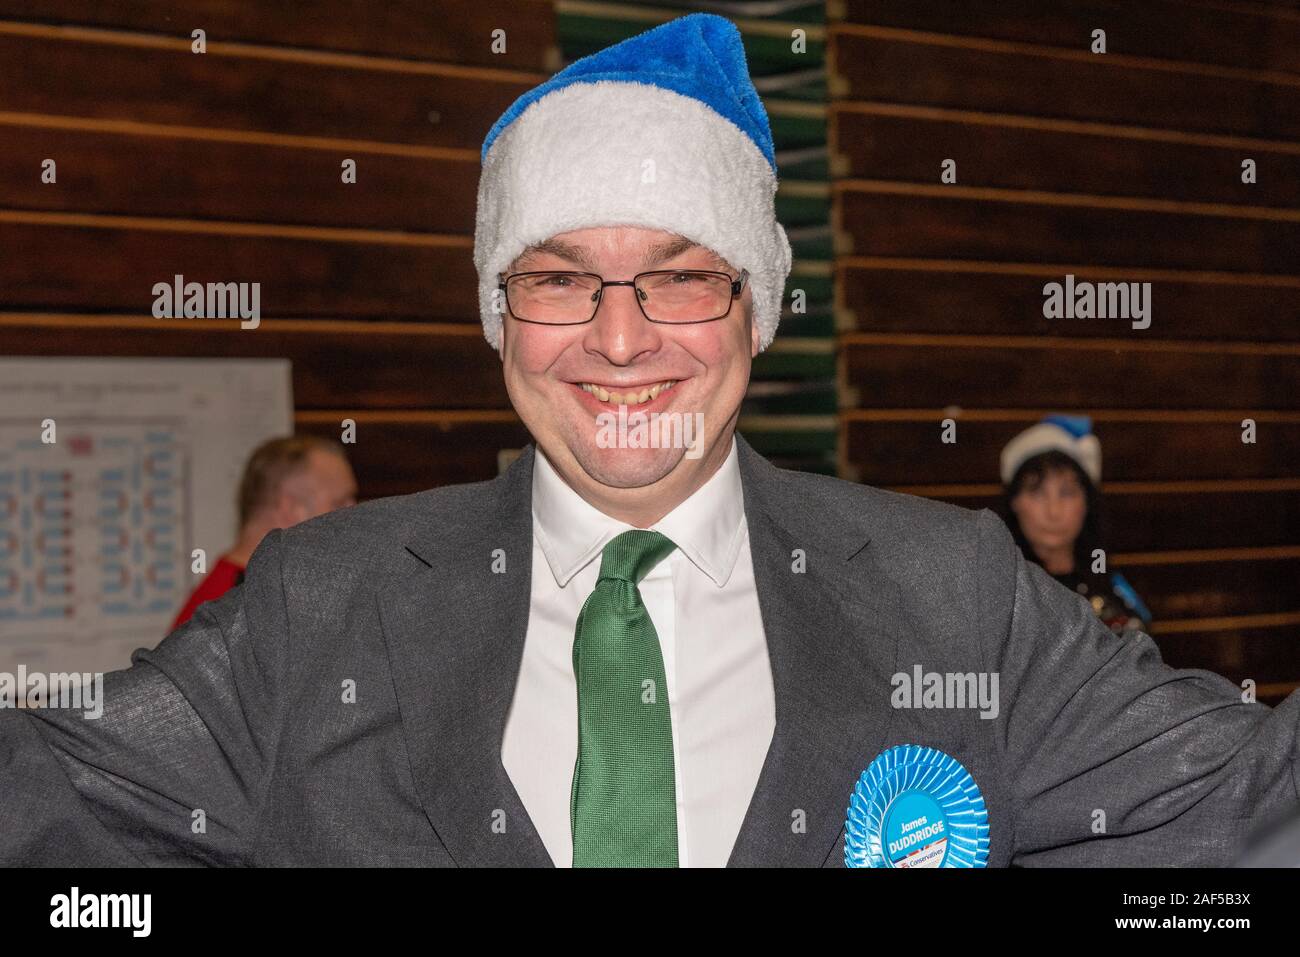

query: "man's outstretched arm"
xmin=0 ymin=529 xmax=291 ymax=866
xmin=975 ymin=509 xmax=1300 ymax=866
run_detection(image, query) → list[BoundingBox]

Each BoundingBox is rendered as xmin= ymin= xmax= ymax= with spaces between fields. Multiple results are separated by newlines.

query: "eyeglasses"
xmin=499 ymin=268 xmax=749 ymax=326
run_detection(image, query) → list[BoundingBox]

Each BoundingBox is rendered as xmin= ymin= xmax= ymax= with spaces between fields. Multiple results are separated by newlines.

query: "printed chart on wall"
xmin=0 ymin=358 xmax=292 ymax=675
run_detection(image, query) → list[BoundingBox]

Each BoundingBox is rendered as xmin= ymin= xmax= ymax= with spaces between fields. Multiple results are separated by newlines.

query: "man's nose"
xmin=582 ymin=282 xmax=662 ymax=361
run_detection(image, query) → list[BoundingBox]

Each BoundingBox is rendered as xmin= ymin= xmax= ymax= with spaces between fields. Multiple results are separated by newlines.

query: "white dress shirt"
xmin=501 ymin=435 xmax=776 ymax=867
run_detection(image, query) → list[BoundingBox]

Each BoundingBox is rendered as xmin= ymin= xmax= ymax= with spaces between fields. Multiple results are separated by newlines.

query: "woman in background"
xmin=1000 ymin=415 xmax=1153 ymax=637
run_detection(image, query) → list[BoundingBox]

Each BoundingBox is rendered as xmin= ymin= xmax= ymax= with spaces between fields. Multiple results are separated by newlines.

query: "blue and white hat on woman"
xmin=1000 ymin=414 xmax=1102 ymax=485
xmin=473 ymin=13 xmax=792 ymax=352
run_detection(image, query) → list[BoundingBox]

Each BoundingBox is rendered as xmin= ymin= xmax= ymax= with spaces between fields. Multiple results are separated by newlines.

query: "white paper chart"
xmin=0 ymin=358 xmax=292 ymax=674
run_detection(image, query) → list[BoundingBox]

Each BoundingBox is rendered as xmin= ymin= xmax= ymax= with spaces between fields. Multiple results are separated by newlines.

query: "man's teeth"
xmin=579 ymin=380 xmax=677 ymax=405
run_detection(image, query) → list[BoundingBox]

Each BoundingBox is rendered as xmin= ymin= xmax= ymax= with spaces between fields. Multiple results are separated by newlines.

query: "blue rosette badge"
xmin=845 ymin=745 xmax=989 ymax=868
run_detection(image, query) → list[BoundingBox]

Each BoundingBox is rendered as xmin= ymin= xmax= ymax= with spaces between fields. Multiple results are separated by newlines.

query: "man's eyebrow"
xmin=514 ymin=239 xmax=596 ymax=270
xmin=644 ymin=236 xmax=703 ymax=267
xmin=644 ymin=237 xmax=733 ymax=273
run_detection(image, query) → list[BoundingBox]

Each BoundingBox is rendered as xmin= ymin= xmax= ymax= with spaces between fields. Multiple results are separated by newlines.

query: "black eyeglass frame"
xmin=498 ymin=268 xmax=750 ymax=326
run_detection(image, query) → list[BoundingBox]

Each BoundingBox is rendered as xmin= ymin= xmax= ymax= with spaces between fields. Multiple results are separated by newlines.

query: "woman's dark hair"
xmin=1001 ymin=450 xmax=1105 ymax=575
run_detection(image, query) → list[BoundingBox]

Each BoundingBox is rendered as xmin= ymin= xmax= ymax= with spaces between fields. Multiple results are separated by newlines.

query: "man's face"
xmin=499 ymin=226 xmax=758 ymax=494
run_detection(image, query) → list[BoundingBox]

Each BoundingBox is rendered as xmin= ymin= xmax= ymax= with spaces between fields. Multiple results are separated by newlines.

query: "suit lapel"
xmin=727 ymin=435 xmax=903 ymax=867
xmin=376 ymin=445 xmax=552 ymax=867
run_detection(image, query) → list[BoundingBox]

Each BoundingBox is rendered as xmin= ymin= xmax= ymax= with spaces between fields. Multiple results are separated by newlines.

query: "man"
xmin=170 ymin=435 xmax=358 ymax=631
xmin=1 ymin=14 xmax=1296 ymax=867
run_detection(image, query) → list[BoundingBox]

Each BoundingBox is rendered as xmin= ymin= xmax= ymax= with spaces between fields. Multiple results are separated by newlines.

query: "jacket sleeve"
xmin=0 ymin=529 xmax=291 ymax=866
xmin=975 ymin=508 xmax=1300 ymax=866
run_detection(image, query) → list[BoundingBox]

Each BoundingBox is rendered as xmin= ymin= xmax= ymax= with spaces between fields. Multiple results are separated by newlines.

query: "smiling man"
xmin=2 ymin=14 xmax=1297 ymax=870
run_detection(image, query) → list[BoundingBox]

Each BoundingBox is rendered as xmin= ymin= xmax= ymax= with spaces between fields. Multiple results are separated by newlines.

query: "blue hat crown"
xmin=481 ymin=13 xmax=776 ymax=171
xmin=1043 ymin=414 xmax=1093 ymax=439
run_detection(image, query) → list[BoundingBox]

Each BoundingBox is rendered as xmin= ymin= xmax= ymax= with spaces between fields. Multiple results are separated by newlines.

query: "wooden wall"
xmin=829 ymin=0 xmax=1300 ymax=701
xmin=0 ymin=0 xmax=551 ymax=492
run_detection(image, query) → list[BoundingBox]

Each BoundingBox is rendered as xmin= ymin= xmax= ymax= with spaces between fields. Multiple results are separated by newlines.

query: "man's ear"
xmin=750 ymin=309 xmax=761 ymax=358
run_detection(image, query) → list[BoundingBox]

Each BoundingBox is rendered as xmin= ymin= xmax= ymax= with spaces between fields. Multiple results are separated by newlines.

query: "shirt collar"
xmin=531 ymin=435 xmax=746 ymax=589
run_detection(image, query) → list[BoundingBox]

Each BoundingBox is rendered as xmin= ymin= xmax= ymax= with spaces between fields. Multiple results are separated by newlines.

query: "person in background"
xmin=169 ymin=435 xmax=357 ymax=630
xmin=1000 ymin=414 xmax=1153 ymax=636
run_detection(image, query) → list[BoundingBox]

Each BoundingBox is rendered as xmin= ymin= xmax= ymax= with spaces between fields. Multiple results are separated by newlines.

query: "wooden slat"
xmin=1121 ymin=558 xmax=1300 ymax=619
xmin=0 ymin=222 xmax=842 ymax=356
xmin=905 ymin=489 xmax=1300 ymax=551
xmin=0 ymin=222 xmax=476 ymax=320
xmin=838 ymin=0 xmax=1300 ymax=74
xmin=1210 ymin=0 xmax=1300 ymax=16
xmin=843 ymin=417 xmax=1300 ymax=483
xmin=0 ymin=315 xmax=509 ymax=409
xmin=1259 ymin=686 xmax=1297 ymax=706
xmin=1153 ymin=610 xmax=1300 ymax=633
xmin=831 ymin=107 xmax=1300 ymax=207
xmin=829 ymin=27 xmax=1300 ymax=139
xmin=840 ymin=341 xmax=1300 ymax=409
xmin=1154 ymin=626 xmax=1300 ymax=686
xmin=0 ymin=32 xmax=537 ymax=152
xmin=557 ymin=0 xmax=827 ymax=75
xmin=295 ymin=416 xmax=842 ymax=494
xmin=834 ymin=186 xmax=1300 ymax=274
xmin=295 ymin=414 xmax=530 ymax=493
xmin=837 ymin=260 xmax=1300 ymax=342
xmin=0 ymin=123 xmax=477 ymax=233
xmin=0 ymin=1 xmax=557 ymax=69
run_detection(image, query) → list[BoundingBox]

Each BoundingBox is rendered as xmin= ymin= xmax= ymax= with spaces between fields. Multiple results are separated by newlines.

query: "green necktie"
xmin=570 ymin=529 xmax=679 ymax=867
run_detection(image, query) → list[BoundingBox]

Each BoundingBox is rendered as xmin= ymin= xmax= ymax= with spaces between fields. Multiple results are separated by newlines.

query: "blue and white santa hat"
xmin=473 ymin=13 xmax=792 ymax=351
xmin=1000 ymin=414 xmax=1102 ymax=485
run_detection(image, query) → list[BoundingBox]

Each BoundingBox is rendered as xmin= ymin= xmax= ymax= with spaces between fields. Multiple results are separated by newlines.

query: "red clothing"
xmin=170 ymin=557 xmax=246 ymax=632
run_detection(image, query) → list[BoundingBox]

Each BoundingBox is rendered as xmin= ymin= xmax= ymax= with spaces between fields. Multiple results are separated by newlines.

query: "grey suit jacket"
xmin=3 ymin=434 xmax=1297 ymax=866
